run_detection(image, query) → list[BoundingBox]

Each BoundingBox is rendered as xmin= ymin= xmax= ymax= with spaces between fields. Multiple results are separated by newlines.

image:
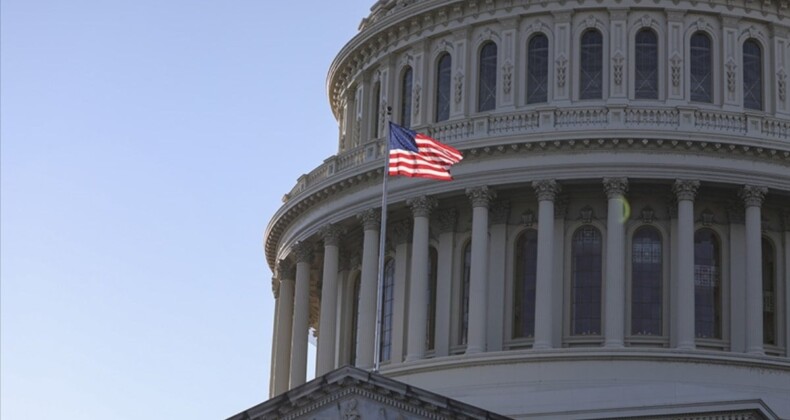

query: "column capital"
xmin=319 ymin=224 xmax=345 ymax=247
xmin=357 ymin=208 xmax=381 ymax=230
xmin=407 ymin=195 xmax=438 ymax=218
xmin=272 ymin=276 xmax=280 ymax=298
xmin=292 ymin=241 xmax=314 ymax=264
xmin=437 ymin=208 xmax=458 ymax=233
xmin=603 ymin=177 xmax=629 ymax=198
xmin=277 ymin=259 xmax=296 ymax=280
xmin=532 ymin=179 xmax=561 ymax=201
xmin=672 ymin=179 xmax=700 ymax=201
xmin=389 ymin=219 xmax=412 ymax=245
xmin=490 ymin=200 xmax=511 ymax=225
xmin=466 ymin=186 xmax=496 ymax=208
xmin=739 ymin=185 xmax=768 ymax=208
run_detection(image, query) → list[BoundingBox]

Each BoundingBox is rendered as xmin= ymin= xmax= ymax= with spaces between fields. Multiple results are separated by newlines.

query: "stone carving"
xmin=612 ymin=52 xmax=624 ymax=86
xmin=585 ymin=15 xmax=597 ymax=28
xmin=640 ymin=14 xmax=654 ymax=28
xmin=739 ymin=185 xmax=768 ymax=207
xmin=271 ymin=276 xmax=280 ymax=298
xmin=778 ymin=68 xmax=787 ymax=102
xmin=390 ymin=219 xmax=412 ymax=245
xmin=672 ymin=179 xmax=700 ymax=201
xmin=277 ymin=259 xmax=296 ymax=280
xmin=579 ymin=205 xmax=595 ymax=224
xmin=532 ymin=179 xmax=561 ymax=201
xmin=319 ymin=224 xmax=344 ymax=247
xmin=603 ymin=177 xmax=628 ymax=198
xmin=413 ymin=83 xmax=421 ymax=116
xmin=292 ymin=241 xmax=314 ymax=264
xmin=670 ymin=54 xmax=682 ymax=87
xmin=726 ymin=58 xmax=737 ymax=93
xmin=407 ymin=195 xmax=438 ymax=217
xmin=343 ymin=398 xmax=361 ymax=420
xmin=466 ymin=186 xmax=496 ymax=208
xmin=503 ymin=60 xmax=514 ymax=95
xmin=357 ymin=208 xmax=382 ymax=230
xmin=489 ymin=200 xmax=511 ymax=224
xmin=554 ymin=195 xmax=569 ymax=218
xmin=454 ymin=71 xmax=464 ymax=104
xmin=437 ymin=208 xmax=458 ymax=233
xmin=700 ymin=208 xmax=715 ymax=226
xmin=555 ymin=54 xmax=567 ymax=88
xmin=521 ymin=209 xmax=536 ymax=227
xmin=640 ymin=206 xmax=655 ymax=224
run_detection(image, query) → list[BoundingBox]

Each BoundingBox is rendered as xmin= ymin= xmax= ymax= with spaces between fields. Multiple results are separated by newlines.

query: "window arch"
xmin=427 ymin=247 xmax=438 ymax=350
xmin=460 ymin=241 xmax=472 ymax=344
xmin=631 ymin=226 xmax=663 ymax=336
xmin=400 ymin=66 xmax=413 ymax=128
xmin=579 ymin=29 xmax=603 ymax=99
xmin=694 ymin=229 xmax=721 ymax=339
xmin=763 ymin=237 xmax=776 ymax=346
xmin=379 ymin=258 xmax=395 ymax=362
xmin=527 ymin=34 xmax=549 ymax=104
xmin=743 ymin=39 xmax=763 ymax=110
xmin=571 ymin=225 xmax=603 ymax=335
xmin=634 ymin=28 xmax=658 ymax=99
xmin=371 ymin=81 xmax=381 ymax=138
xmin=435 ymin=53 xmax=452 ymax=122
xmin=690 ymin=32 xmax=712 ymax=103
xmin=478 ymin=42 xmax=497 ymax=112
xmin=514 ymin=229 xmax=538 ymax=338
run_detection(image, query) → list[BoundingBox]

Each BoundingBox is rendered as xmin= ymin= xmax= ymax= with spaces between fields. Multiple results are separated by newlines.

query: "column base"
xmin=465 ymin=345 xmax=483 ymax=355
xmin=746 ymin=347 xmax=765 ymax=356
xmin=405 ymin=353 xmax=423 ymax=362
xmin=604 ymin=340 xmax=624 ymax=349
xmin=532 ymin=341 xmax=552 ymax=350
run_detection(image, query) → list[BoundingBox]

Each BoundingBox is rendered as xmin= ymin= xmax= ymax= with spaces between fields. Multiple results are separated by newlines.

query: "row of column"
xmin=269 ymin=179 xmax=771 ymax=396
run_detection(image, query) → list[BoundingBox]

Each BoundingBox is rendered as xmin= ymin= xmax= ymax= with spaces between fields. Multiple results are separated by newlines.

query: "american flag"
xmin=388 ymin=122 xmax=463 ymax=181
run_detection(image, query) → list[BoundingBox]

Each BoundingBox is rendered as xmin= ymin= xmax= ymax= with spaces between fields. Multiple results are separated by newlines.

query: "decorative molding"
xmin=555 ymin=54 xmax=567 ymax=88
xmin=579 ymin=205 xmax=595 ymax=224
xmin=357 ymin=208 xmax=382 ymax=231
xmin=778 ymin=68 xmax=787 ymax=102
xmin=532 ymin=179 xmax=561 ymax=201
xmin=503 ymin=60 xmax=514 ymax=95
xmin=726 ymin=58 xmax=737 ymax=93
xmin=670 ymin=54 xmax=682 ymax=87
xmin=277 ymin=259 xmax=296 ymax=280
xmin=413 ymin=83 xmax=421 ymax=116
xmin=673 ymin=179 xmax=700 ymax=201
xmin=466 ymin=186 xmax=496 ymax=208
xmin=603 ymin=177 xmax=629 ymax=198
xmin=437 ymin=208 xmax=458 ymax=233
xmin=271 ymin=276 xmax=280 ymax=299
xmin=612 ymin=51 xmax=625 ymax=86
xmin=292 ymin=241 xmax=314 ymax=264
xmin=406 ymin=195 xmax=438 ymax=218
xmin=700 ymin=208 xmax=716 ymax=226
xmin=489 ymin=200 xmax=511 ymax=224
xmin=521 ymin=209 xmax=536 ymax=227
xmin=454 ymin=70 xmax=464 ymax=104
xmin=390 ymin=219 xmax=413 ymax=245
xmin=640 ymin=206 xmax=656 ymax=224
xmin=319 ymin=224 xmax=344 ymax=247
xmin=739 ymin=185 xmax=768 ymax=207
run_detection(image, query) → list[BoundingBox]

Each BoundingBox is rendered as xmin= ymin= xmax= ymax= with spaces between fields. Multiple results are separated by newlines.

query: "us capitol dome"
xmin=233 ymin=0 xmax=790 ymax=418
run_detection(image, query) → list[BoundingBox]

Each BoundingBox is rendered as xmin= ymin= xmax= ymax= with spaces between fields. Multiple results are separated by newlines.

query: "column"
xmin=465 ymin=186 xmax=496 ymax=354
xmin=673 ymin=179 xmax=700 ymax=350
xmin=355 ymin=209 xmax=381 ymax=369
xmin=289 ymin=242 xmax=313 ymax=388
xmin=741 ymin=185 xmax=768 ymax=355
xmin=434 ymin=209 xmax=457 ymax=357
xmin=269 ymin=277 xmax=279 ymax=398
xmin=532 ymin=180 xmax=561 ymax=349
xmin=604 ymin=178 xmax=628 ymax=348
xmin=316 ymin=225 xmax=343 ymax=375
xmin=727 ymin=205 xmax=746 ymax=352
xmin=406 ymin=196 xmax=438 ymax=361
xmin=487 ymin=201 xmax=509 ymax=352
xmin=273 ymin=260 xmax=295 ymax=395
xmin=390 ymin=219 xmax=412 ymax=364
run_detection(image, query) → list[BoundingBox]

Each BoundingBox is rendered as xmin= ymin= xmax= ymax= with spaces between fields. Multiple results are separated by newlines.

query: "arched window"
xmin=460 ymin=242 xmax=472 ymax=344
xmin=401 ymin=67 xmax=413 ymax=128
xmin=694 ymin=229 xmax=721 ymax=339
xmin=350 ymin=273 xmax=361 ymax=365
xmin=571 ymin=226 xmax=603 ymax=335
xmin=372 ymin=81 xmax=381 ymax=138
xmin=527 ymin=34 xmax=549 ymax=104
xmin=631 ymin=226 xmax=663 ymax=336
xmin=743 ymin=39 xmax=763 ymax=110
xmin=379 ymin=259 xmax=395 ymax=362
xmin=690 ymin=32 xmax=712 ymax=103
xmin=514 ymin=229 xmax=538 ymax=338
xmin=579 ymin=29 xmax=603 ymax=99
xmin=435 ymin=53 xmax=452 ymax=122
xmin=427 ymin=247 xmax=438 ymax=350
xmin=478 ymin=42 xmax=497 ymax=112
xmin=763 ymin=238 xmax=776 ymax=345
xmin=635 ymin=29 xmax=658 ymax=99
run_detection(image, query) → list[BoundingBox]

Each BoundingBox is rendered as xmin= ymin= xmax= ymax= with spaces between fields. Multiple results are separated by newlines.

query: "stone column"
xmin=273 ymin=261 xmax=295 ymax=395
xmin=532 ymin=180 xmax=561 ymax=349
xmin=604 ymin=178 xmax=628 ymax=348
xmin=406 ymin=196 xmax=438 ymax=361
xmin=316 ymin=225 xmax=343 ymax=375
xmin=673 ymin=180 xmax=700 ymax=350
xmin=741 ymin=185 xmax=768 ymax=355
xmin=465 ymin=186 xmax=496 ymax=354
xmin=434 ymin=209 xmax=457 ymax=357
xmin=289 ymin=242 xmax=313 ymax=388
xmin=268 ymin=277 xmax=279 ymax=398
xmin=355 ymin=209 xmax=381 ymax=369
xmin=487 ymin=200 xmax=510 ymax=352
xmin=390 ymin=219 xmax=412 ymax=364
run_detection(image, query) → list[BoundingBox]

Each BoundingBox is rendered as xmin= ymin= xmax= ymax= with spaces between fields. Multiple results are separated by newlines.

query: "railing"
xmin=282 ymin=106 xmax=790 ymax=202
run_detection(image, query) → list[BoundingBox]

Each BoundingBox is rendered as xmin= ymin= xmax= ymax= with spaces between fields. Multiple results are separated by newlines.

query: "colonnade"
xmin=268 ymin=179 xmax=775 ymax=396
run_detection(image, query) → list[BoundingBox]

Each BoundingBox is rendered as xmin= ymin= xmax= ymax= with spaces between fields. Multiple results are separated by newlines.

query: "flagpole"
xmin=373 ymin=107 xmax=392 ymax=373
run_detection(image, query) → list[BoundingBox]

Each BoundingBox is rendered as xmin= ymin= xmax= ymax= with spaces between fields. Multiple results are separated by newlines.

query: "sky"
xmin=1 ymin=1 xmax=372 ymax=419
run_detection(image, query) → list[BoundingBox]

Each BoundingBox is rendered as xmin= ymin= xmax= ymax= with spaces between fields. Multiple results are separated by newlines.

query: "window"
xmin=694 ymin=229 xmax=721 ymax=339
xmin=460 ymin=242 xmax=472 ymax=344
xmin=513 ymin=229 xmax=538 ymax=338
xmin=527 ymin=34 xmax=549 ymax=104
xmin=427 ymin=247 xmax=438 ymax=350
xmin=436 ymin=53 xmax=452 ymax=122
xmin=571 ymin=226 xmax=603 ymax=335
xmin=763 ymin=238 xmax=776 ymax=346
xmin=372 ymin=81 xmax=381 ymax=138
xmin=379 ymin=259 xmax=395 ymax=362
xmin=690 ymin=32 xmax=712 ymax=103
xmin=635 ymin=29 xmax=658 ymax=99
xmin=478 ymin=42 xmax=497 ymax=112
xmin=743 ymin=39 xmax=763 ymax=110
xmin=401 ymin=67 xmax=413 ymax=128
xmin=579 ymin=29 xmax=603 ymax=99
xmin=350 ymin=273 xmax=361 ymax=365
xmin=631 ymin=226 xmax=663 ymax=336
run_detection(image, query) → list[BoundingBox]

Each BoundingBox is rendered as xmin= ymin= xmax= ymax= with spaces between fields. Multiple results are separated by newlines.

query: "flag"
xmin=388 ymin=122 xmax=463 ymax=181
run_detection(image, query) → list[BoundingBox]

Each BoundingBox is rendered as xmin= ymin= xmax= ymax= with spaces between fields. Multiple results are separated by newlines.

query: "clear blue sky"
xmin=1 ymin=1 xmax=371 ymax=418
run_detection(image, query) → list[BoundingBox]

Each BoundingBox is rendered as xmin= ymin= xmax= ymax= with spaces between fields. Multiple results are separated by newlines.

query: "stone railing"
xmin=282 ymin=106 xmax=790 ymax=202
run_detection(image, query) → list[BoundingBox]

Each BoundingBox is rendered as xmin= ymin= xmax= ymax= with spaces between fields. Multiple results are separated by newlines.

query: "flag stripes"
xmin=388 ymin=123 xmax=463 ymax=181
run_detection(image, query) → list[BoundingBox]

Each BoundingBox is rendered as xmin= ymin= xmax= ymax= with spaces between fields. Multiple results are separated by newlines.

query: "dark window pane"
xmin=379 ymin=259 xmax=395 ymax=361
xmin=461 ymin=242 xmax=471 ymax=344
xmin=690 ymin=32 xmax=712 ymax=103
xmin=372 ymin=82 xmax=381 ymax=138
xmin=580 ymin=30 xmax=603 ymax=99
xmin=631 ymin=226 xmax=662 ymax=335
xmin=743 ymin=40 xmax=762 ymax=110
xmin=401 ymin=67 xmax=413 ymax=128
xmin=694 ymin=229 xmax=721 ymax=339
xmin=436 ymin=53 xmax=452 ymax=122
xmin=478 ymin=42 xmax=497 ymax=111
xmin=635 ymin=29 xmax=658 ymax=99
xmin=572 ymin=226 xmax=602 ymax=335
xmin=514 ymin=230 xmax=538 ymax=338
xmin=763 ymin=238 xmax=776 ymax=345
xmin=527 ymin=34 xmax=549 ymax=104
